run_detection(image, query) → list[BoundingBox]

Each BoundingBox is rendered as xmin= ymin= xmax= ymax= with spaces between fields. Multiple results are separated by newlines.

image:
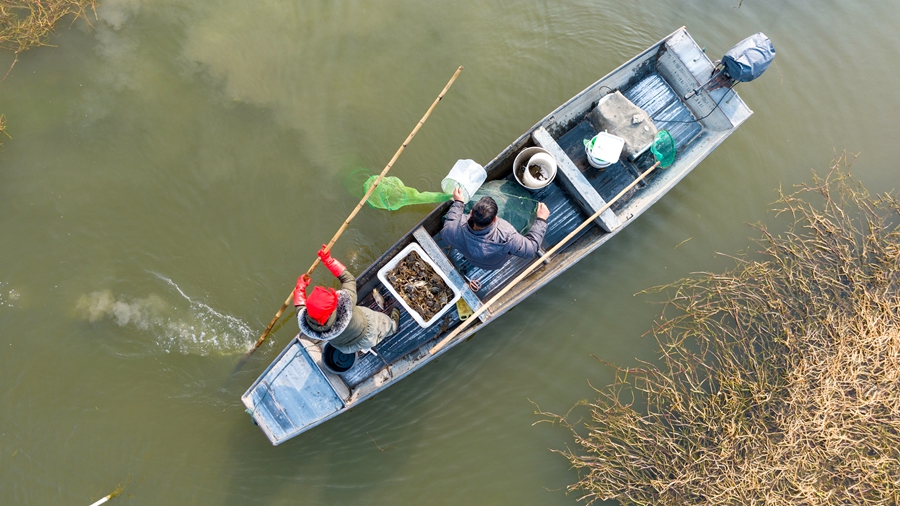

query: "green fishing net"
xmin=463 ymin=179 xmax=538 ymax=234
xmin=651 ymin=130 xmax=676 ymax=168
xmin=362 ymin=175 xmax=451 ymax=211
xmin=347 ymin=168 xmax=538 ymax=233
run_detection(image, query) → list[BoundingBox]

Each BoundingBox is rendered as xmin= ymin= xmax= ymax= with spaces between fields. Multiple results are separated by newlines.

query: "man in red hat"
xmin=294 ymin=245 xmax=401 ymax=354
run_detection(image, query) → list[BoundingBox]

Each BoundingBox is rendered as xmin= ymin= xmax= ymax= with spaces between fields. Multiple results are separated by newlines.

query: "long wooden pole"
xmin=242 ymin=66 xmax=464 ymax=362
xmin=430 ymin=159 xmax=663 ymax=356
xmin=88 ymin=487 xmax=122 ymax=506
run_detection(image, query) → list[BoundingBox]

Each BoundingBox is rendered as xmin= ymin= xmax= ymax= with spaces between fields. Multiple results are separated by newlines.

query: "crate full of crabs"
xmin=377 ymin=243 xmax=461 ymax=328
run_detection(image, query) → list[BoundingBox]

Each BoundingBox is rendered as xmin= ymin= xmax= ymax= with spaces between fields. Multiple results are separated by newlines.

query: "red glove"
xmin=293 ymin=275 xmax=310 ymax=307
xmin=317 ymin=244 xmax=346 ymax=277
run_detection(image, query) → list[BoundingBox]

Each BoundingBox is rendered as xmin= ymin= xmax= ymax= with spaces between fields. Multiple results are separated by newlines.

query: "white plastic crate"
xmin=377 ymin=242 xmax=462 ymax=328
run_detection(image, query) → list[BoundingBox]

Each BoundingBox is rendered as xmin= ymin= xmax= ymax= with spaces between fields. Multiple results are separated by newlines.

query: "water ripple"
xmin=76 ymin=274 xmax=253 ymax=356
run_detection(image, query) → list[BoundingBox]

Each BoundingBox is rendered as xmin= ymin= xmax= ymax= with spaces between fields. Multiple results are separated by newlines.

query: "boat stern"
xmin=242 ymin=337 xmax=347 ymax=445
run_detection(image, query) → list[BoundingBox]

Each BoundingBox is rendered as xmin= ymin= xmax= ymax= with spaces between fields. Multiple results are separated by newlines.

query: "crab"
xmin=386 ymin=249 xmax=454 ymax=321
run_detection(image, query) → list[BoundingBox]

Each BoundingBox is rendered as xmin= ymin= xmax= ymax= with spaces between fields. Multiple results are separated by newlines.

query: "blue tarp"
xmin=722 ymin=32 xmax=776 ymax=83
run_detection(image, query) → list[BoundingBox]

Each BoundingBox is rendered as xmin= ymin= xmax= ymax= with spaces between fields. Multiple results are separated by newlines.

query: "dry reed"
xmin=0 ymin=0 xmax=95 ymax=52
xmin=539 ymin=154 xmax=900 ymax=505
xmin=0 ymin=0 xmax=96 ymax=77
xmin=0 ymin=1 xmax=96 ymax=141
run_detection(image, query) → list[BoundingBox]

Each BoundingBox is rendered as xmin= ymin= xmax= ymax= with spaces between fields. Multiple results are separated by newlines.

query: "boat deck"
xmin=337 ymin=69 xmax=698 ymax=388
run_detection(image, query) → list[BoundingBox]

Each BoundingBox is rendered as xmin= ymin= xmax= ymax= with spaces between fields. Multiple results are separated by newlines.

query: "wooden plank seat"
xmin=532 ymin=127 xmax=621 ymax=233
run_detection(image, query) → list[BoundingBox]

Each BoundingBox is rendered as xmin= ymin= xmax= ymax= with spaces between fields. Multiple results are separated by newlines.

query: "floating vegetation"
xmin=540 ymin=154 xmax=900 ymax=505
xmin=0 ymin=0 xmax=97 ymax=140
xmin=0 ymin=0 xmax=96 ymax=53
xmin=0 ymin=0 xmax=96 ymax=77
xmin=385 ymin=250 xmax=454 ymax=322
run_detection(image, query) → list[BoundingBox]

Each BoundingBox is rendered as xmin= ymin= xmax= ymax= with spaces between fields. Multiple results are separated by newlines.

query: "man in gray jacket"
xmin=441 ymin=187 xmax=550 ymax=270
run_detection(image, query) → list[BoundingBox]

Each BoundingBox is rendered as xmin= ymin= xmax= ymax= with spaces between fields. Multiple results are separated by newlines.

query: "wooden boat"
xmin=243 ymin=27 xmax=757 ymax=445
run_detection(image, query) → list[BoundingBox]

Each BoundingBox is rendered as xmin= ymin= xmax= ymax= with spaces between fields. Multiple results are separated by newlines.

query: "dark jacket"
xmin=297 ymin=270 xmax=370 ymax=348
xmin=441 ymin=200 xmax=548 ymax=270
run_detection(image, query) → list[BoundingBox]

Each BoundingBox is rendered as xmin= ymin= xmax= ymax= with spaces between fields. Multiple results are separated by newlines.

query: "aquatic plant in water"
xmin=0 ymin=0 xmax=95 ymax=53
xmin=0 ymin=0 xmax=96 ymax=139
xmin=540 ymin=154 xmax=900 ymax=505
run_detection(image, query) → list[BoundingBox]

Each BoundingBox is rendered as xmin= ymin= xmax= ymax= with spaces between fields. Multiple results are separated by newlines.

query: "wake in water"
xmin=0 ymin=281 xmax=20 ymax=308
xmin=76 ymin=275 xmax=254 ymax=356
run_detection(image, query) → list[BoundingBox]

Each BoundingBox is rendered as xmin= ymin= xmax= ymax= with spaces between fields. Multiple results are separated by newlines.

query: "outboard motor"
xmin=721 ymin=32 xmax=776 ymax=83
xmin=684 ymin=32 xmax=775 ymax=99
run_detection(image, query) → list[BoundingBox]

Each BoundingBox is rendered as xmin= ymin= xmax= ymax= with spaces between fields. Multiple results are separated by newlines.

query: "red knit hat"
xmin=306 ymin=286 xmax=338 ymax=325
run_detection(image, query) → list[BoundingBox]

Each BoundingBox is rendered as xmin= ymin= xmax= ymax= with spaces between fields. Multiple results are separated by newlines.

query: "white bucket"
xmin=521 ymin=152 xmax=557 ymax=189
xmin=585 ymin=132 xmax=625 ymax=169
xmin=441 ymin=159 xmax=487 ymax=202
xmin=513 ymin=147 xmax=558 ymax=191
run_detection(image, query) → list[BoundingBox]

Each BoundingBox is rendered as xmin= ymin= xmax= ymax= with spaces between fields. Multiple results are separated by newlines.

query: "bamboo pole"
xmin=88 ymin=495 xmax=113 ymax=506
xmin=241 ymin=66 xmax=464 ymax=363
xmin=88 ymin=486 xmax=122 ymax=506
xmin=430 ymin=159 xmax=663 ymax=356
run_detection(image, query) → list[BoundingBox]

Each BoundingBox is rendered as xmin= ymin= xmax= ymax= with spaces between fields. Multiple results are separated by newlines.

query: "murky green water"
xmin=2 ymin=0 xmax=898 ymax=504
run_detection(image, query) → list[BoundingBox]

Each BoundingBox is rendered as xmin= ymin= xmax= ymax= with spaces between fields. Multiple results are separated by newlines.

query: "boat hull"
xmin=243 ymin=27 xmax=753 ymax=445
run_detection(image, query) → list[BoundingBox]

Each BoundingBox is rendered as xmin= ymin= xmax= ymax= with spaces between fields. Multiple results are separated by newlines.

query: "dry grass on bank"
xmin=0 ymin=0 xmax=96 ymax=141
xmin=0 ymin=0 xmax=95 ymax=54
xmin=540 ymin=155 xmax=900 ymax=505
